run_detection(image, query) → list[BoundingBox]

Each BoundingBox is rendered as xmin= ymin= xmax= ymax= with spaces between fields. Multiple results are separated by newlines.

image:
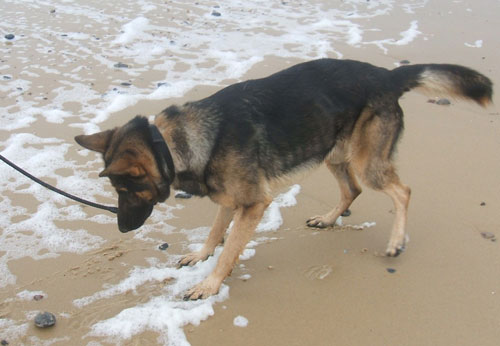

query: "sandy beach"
xmin=1 ymin=0 xmax=499 ymax=345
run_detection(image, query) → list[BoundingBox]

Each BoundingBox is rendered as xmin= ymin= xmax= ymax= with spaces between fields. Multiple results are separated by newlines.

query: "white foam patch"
xmin=465 ymin=40 xmax=483 ymax=48
xmin=113 ymin=17 xmax=150 ymax=45
xmin=16 ymin=290 xmax=46 ymax=301
xmin=77 ymin=248 xmax=228 ymax=345
xmin=233 ymin=315 xmax=249 ymax=327
xmin=0 ymin=319 xmax=29 ymax=340
xmin=365 ymin=20 xmax=421 ymax=53
xmin=257 ymin=184 xmax=301 ymax=232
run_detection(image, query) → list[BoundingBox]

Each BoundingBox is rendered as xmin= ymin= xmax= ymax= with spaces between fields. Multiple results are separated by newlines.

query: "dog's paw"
xmin=183 ymin=278 xmax=220 ymax=301
xmin=178 ymin=251 xmax=210 ymax=267
xmin=306 ymin=215 xmax=337 ymax=228
xmin=385 ymin=241 xmax=406 ymax=257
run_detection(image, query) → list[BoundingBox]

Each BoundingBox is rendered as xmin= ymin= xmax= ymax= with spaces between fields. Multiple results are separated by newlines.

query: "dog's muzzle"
xmin=117 ymin=193 xmax=154 ymax=232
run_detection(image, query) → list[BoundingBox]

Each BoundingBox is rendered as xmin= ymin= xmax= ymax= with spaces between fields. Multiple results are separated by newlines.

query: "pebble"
xmin=33 ymin=294 xmax=44 ymax=301
xmin=480 ymin=232 xmax=495 ymax=240
xmin=436 ymin=98 xmax=451 ymax=105
xmin=480 ymin=202 xmax=486 ymax=206
xmin=114 ymin=62 xmax=129 ymax=68
xmin=386 ymin=268 xmax=396 ymax=274
xmin=4 ymin=34 xmax=15 ymax=40
xmin=175 ymin=191 xmax=193 ymax=199
xmin=399 ymin=59 xmax=410 ymax=65
xmin=120 ymin=82 xmax=132 ymax=86
xmin=159 ymin=243 xmax=169 ymax=250
xmin=34 ymin=312 xmax=56 ymax=328
xmin=212 ymin=10 xmax=221 ymax=16
xmin=341 ymin=209 xmax=351 ymax=217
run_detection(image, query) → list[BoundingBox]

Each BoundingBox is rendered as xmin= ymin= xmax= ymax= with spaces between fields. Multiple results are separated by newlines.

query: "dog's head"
xmin=75 ymin=116 xmax=172 ymax=232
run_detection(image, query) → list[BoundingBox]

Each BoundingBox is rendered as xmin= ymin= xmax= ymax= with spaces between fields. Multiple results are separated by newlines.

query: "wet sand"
xmin=1 ymin=0 xmax=499 ymax=345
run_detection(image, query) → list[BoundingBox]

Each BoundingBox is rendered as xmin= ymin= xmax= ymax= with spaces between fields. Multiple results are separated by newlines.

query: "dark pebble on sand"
xmin=159 ymin=243 xmax=169 ymax=250
xmin=212 ymin=10 xmax=221 ymax=16
xmin=400 ymin=60 xmax=410 ymax=65
xmin=121 ymin=82 xmax=132 ymax=86
xmin=34 ymin=312 xmax=56 ymax=328
xmin=50 ymin=9 xmax=56 ymax=13
xmin=157 ymin=82 xmax=170 ymax=88
xmin=481 ymin=232 xmax=495 ymax=240
xmin=341 ymin=209 xmax=351 ymax=217
xmin=114 ymin=62 xmax=129 ymax=68
xmin=1 ymin=340 xmax=9 ymax=345
xmin=386 ymin=268 xmax=396 ymax=273
xmin=33 ymin=294 xmax=44 ymax=301
xmin=480 ymin=202 xmax=486 ymax=206
xmin=3 ymin=76 xmax=11 ymax=80
xmin=436 ymin=98 xmax=451 ymax=105
xmin=175 ymin=192 xmax=193 ymax=199
xmin=4 ymin=34 xmax=15 ymax=40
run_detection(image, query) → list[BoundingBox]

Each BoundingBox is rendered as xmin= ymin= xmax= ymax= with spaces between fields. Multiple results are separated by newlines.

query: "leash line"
xmin=0 ymin=154 xmax=118 ymax=214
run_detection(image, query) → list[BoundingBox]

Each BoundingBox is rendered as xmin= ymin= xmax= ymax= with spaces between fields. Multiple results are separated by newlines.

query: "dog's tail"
xmin=391 ymin=64 xmax=493 ymax=107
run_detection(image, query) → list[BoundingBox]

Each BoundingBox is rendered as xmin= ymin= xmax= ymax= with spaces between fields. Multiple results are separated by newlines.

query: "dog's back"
xmin=188 ymin=59 xmax=492 ymax=179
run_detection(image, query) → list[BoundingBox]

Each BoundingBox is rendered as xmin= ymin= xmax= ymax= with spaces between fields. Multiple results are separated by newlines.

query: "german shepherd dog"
xmin=75 ymin=59 xmax=492 ymax=300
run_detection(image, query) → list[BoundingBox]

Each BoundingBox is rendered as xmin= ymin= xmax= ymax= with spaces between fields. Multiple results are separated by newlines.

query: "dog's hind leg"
xmin=184 ymin=198 xmax=271 ymax=300
xmin=178 ymin=206 xmax=233 ymax=267
xmin=307 ymin=162 xmax=362 ymax=228
xmin=350 ymin=106 xmax=411 ymax=256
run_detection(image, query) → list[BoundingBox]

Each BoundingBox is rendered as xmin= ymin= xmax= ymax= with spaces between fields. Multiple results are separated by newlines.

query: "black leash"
xmin=0 ymin=154 xmax=118 ymax=214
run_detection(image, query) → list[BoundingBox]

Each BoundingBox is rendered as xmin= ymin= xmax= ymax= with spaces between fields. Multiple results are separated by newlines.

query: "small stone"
xmin=114 ymin=62 xmax=129 ymax=68
xmin=427 ymin=99 xmax=436 ymax=103
xmin=1 ymin=340 xmax=9 ymax=345
xmin=361 ymin=248 xmax=368 ymax=253
xmin=159 ymin=243 xmax=169 ymax=250
xmin=480 ymin=202 xmax=486 ymax=206
xmin=50 ymin=9 xmax=56 ymax=13
xmin=386 ymin=268 xmax=396 ymax=273
xmin=34 ymin=312 xmax=56 ymax=328
xmin=33 ymin=294 xmax=44 ymax=301
xmin=157 ymin=82 xmax=170 ymax=88
xmin=175 ymin=192 xmax=193 ymax=199
xmin=3 ymin=76 xmax=11 ymax=80
xmin=436 ymin=98 xmax=451 ymax=105
xmin=267 ymin=265 xmax=274 ymax=270
xmin=211 ymin=10 xmax=221 ymax=16
xmin=341 ymin=209 xmax=351 ymax=217
xmin=481 ymin=232 xmax=495 ymax=240
xmin=400 ymin=59 xmax=410 ymax=65
xmin=4 ymin=34 xmax=15 ymax=40
xmin=120 ymin=82 xmax=132 ymax=86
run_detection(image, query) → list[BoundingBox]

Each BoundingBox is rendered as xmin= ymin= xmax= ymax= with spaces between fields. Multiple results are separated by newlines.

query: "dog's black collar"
xmin=149 ymin=124 xmax=175 ymax=185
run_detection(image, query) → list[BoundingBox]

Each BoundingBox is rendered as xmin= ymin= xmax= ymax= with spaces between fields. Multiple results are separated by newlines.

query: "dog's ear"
xmin=99 ymin=159 xmax=145 ymax=178
xmin=74 ymin=129 xmax=115 ymax=154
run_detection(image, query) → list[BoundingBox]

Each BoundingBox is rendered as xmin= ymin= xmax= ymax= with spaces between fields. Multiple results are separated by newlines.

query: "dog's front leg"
xmin=179 ymin=206 xmax=233 ymax=267
xmin=184 ymin=200 xmax=270 ymax=300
